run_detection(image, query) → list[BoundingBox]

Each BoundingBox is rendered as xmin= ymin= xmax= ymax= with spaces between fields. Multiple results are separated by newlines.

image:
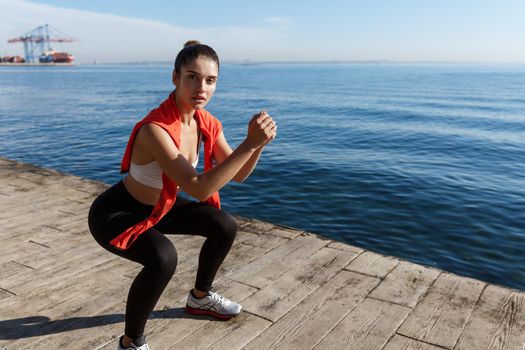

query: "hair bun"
xmin=184 ymin=40 xmax=201 ymax=48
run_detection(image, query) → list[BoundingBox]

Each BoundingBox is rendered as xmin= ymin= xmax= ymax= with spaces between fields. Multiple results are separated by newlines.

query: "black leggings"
xmin=87 ymin=180 xmax=237 ymax=339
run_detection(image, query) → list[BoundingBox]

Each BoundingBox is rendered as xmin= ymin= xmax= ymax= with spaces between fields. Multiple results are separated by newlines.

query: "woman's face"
xmin=173 ymin=56 xmax=218 ymax=111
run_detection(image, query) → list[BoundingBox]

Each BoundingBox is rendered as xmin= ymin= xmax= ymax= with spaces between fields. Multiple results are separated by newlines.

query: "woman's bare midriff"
xmin=123 ymin=174 xmax=163 ymax=206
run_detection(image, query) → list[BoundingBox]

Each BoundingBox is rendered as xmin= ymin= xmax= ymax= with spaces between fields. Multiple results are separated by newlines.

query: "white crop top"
xmin=129 ymin=157 xmax=198 ymax=189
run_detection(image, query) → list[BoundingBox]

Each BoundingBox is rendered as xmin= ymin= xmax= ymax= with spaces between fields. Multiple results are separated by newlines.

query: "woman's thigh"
xmin=88 ymin=181 xmax=176 ymax=266
xmin=91 ymin=210 xmax=177 ymax=268
xmin=154 ymin=196 xmax=237 ymax=239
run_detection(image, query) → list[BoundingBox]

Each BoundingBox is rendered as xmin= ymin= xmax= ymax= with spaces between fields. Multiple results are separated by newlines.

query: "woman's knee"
xmin=147 ymin=240 xmax=178 ymax=276
xmin=215 ymin=211 xmax=238 ymax=243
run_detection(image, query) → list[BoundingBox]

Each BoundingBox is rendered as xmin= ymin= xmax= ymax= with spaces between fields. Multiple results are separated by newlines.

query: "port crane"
xmin=7 ymin=24 xmax=75 ymax=63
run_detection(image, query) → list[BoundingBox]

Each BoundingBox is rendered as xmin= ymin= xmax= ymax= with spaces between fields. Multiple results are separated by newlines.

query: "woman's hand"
xmin=245 ymin=111 xmax=277 ymax=149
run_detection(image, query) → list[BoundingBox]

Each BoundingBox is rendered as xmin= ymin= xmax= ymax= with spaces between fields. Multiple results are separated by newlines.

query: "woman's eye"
xmin=207 ymin=79 xmax=216 ymax=84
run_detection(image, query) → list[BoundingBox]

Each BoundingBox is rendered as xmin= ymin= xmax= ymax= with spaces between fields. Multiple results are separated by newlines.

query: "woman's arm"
xmin=213 ymin=131 xmax=266 ymax=183
xmin=136 ymin=112 xmax=275 ymax=201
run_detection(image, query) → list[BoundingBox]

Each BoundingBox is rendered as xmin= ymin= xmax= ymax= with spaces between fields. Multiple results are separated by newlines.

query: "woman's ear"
xmin=172 ymin=70 xmax=178 ymax=86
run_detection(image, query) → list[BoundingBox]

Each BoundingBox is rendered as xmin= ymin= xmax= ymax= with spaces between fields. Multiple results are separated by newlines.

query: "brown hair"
xmin=174 ymin=40 xmax=220 ymax=74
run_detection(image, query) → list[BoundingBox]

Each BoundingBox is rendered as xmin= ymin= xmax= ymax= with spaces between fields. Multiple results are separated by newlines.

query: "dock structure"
xmin=0 ymin=156 xmax=524 ymax=349
xmin=0 ymin=63 xmax=75 ymax=67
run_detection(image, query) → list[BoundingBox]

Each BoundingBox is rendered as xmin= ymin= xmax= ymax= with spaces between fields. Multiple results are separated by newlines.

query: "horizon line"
xmin=77 ymin=59 xmax=525 ymax=65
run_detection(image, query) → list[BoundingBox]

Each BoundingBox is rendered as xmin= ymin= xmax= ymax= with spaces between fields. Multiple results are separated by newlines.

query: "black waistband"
xmin=110 ymin=180 xmax=155 ymax=214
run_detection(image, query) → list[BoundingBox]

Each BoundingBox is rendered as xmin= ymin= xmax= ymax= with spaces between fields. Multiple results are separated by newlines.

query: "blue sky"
xmin=1 ymin=0 xmax=524 ymax=63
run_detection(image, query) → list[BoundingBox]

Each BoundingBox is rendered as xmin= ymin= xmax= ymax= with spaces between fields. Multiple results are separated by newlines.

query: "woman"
xmin=88 ymin=40 xmax=277 ymax=350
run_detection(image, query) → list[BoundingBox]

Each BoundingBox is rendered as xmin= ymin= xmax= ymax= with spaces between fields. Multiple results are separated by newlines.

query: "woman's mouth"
xmin=191 ymin=96 xmax=207 ymax=103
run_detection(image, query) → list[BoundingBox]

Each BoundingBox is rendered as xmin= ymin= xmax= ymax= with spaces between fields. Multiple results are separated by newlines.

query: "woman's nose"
xmin=196 ymin=79 xmax=207 ymax=91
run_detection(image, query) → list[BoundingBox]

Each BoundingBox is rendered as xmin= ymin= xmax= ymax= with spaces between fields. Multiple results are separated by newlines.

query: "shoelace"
xmin=209 ymin=291 xmax=227 ymax=305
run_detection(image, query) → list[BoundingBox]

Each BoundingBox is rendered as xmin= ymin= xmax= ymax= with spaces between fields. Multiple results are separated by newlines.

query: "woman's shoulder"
xmin=134 ymin=122 xmax=175 ymax=149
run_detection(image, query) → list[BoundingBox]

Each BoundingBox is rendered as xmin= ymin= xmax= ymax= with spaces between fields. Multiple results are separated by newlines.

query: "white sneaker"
xmin=185 ymin=288 xmax=242 ymax=320
xmin=117 ymin=335 xmax=150 ymax=350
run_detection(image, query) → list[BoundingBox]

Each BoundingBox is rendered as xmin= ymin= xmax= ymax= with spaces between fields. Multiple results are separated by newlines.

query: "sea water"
xmin=0 ymin=63 xmax=524 ymax=290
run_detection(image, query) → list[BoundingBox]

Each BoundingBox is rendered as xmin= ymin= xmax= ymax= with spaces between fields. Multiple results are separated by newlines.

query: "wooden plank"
xmin=235 ymin=229 xmax=290 ymax=251
xmin=0 ymin=199 xmax=79 ymax=227
xmin=230 ymin=229 xmax=260 ymax=244
xmin=0 ymin=256 xmax=129 ymax=324
xmin=0 ymin=195 xmax=74 ymax=222
xmin=0 ymin=240 xmax=51 ymax=269
xmin=0 ymin=290 xmax=127 ymax=350
xmin=345 ymin=250 xmax=400 ymax=278
xmin=10 ymin=171 xmax=101 ymax=197
xmin=1 ymin=192 xmax=91 ymax=220
xmin=227 ymin=234 xmax=328 ymax=288
xmin=218 ymin=232 xmax=289 ymax=277
xmin=244 ymin=270 xmax=380 ymax=350
xmin=11 ymin=239 xmax=196 ymax=349
xmin=0 ymin=199 xmax=87 ymax=235
xmin=0 ymin=180 xmax=91 ymax=205
xmin=52 ymin=212 xmax=89 ymax=230
xmin=0 ymin=261 xmax=34 ymax=284
xmin=0 ymin=288 xmax=16 ymax=301
xmin=454 ymin=285 xmax=525 ymax=350
xmin=53 ymin=202 xmax=91 ymax=219
xmin=1 ymin=245 xmax=115 ymax=296
xmin=242 ymin=247 xmax=357 ymax=322
xmin=4 ymin=234 xmax=199 ymax=300
xmin=0 ymin=225 xmax=78 ymax=258
xmin=165 ymin=312 xmax=271 ymax=350
xmin=397 ymin=273 xmax=485 ymax=349
xmin=369 ymin=261 xmax=441 ymax=307
xmin=328 ymin=241 xmax=364 ymax=254
xmin=0 ymin=275 xmax=127 ymax=344
xmin=9 ymin=242 xmax=218 ymax=350
xmin=0 ymin=234 xmax=153 ymax=348
xmin=264 ymin=226 xmax=304 ymax=239
xmin=313 ymin=297 xmax=411 ymax=350
xmin=382 ymin=334 xmax=446 ymax=350
xmin=23 ymin=221 xmax=88 ymax=249
xmin=237 ymin=217 xmax=276 ymax=234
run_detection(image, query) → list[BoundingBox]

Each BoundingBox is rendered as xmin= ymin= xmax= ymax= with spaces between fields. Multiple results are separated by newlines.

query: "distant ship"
xmin=1 ymin=56 xmax=25 ymax=63
xmin=39 ymin=50 xmax=74 ymax=64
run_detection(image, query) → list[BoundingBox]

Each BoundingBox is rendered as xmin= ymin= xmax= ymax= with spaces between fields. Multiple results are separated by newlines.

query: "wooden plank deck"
xmin=1 ymin=156 xmax=524 ymax=350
